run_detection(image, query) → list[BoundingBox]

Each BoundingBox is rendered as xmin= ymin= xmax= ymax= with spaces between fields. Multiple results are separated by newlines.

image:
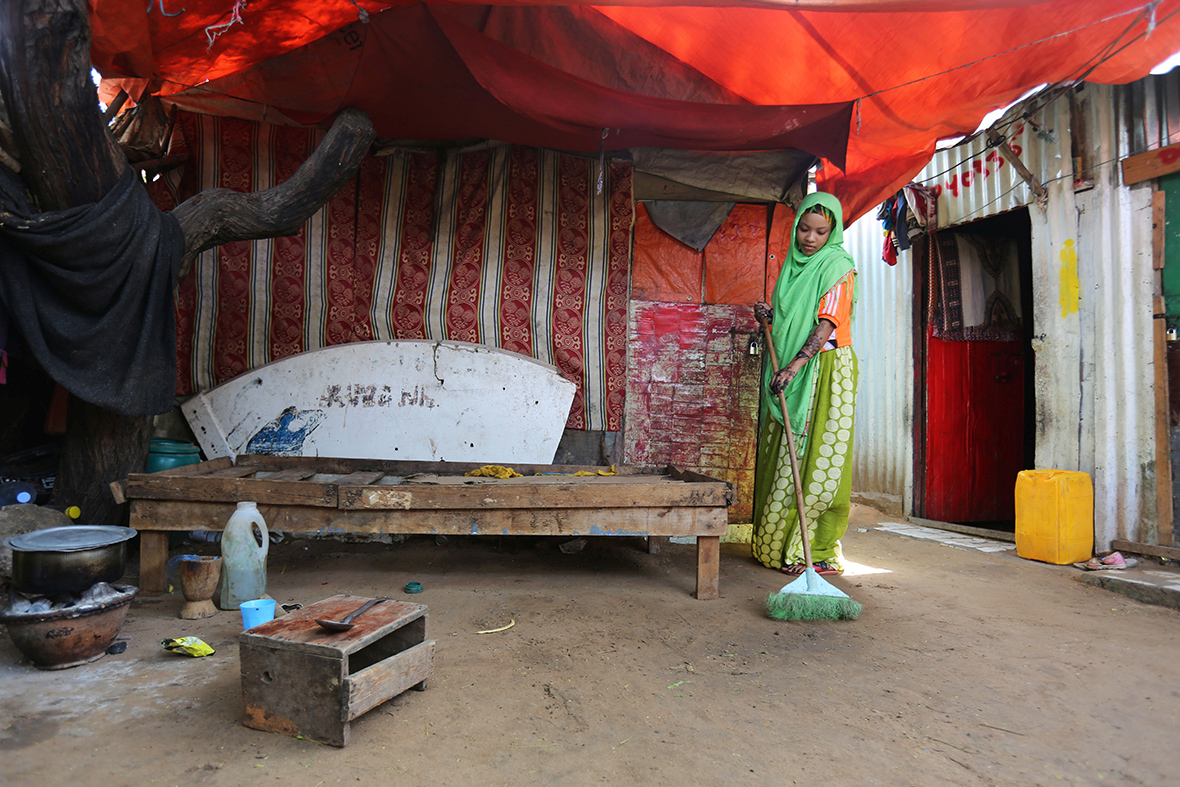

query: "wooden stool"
xmin=239 ymin=595 xmax=434 ymax=747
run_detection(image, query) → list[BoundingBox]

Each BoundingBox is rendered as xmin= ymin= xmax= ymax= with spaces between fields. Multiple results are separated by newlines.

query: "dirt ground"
xmin=2 ymin=503 xmax=1179 ymax=787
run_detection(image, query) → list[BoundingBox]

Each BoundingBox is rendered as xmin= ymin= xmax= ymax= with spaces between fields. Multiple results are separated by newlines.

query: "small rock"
xmin=81 ymin=582 xmax=122 ymax=605
xmin=559 ymin=538 xmax=587 ymax=555
xmin=0 ymin=504 xmax=73 ymax=580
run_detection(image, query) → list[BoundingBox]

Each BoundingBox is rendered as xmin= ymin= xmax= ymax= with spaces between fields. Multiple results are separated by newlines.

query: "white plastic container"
xmin=219 ymin=501 xmax=269 ymax=610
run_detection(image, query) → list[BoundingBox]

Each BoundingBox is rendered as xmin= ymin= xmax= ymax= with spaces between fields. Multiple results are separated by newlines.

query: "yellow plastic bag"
xmin=162 ymin=636 xmax=215 ymax=657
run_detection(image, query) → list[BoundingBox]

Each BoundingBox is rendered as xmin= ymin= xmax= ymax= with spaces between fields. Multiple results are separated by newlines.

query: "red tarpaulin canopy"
xmin=90 ymin=0 xmax=1180 ymax=220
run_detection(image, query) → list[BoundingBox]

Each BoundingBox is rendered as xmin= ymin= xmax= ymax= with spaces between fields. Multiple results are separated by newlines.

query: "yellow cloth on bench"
xmin=465 ymin=465 xmax=523 ymax=479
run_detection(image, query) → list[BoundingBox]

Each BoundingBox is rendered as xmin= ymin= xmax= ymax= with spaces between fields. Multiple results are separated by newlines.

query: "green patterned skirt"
xmin=752 ymin=346 xmax=858 ymax=571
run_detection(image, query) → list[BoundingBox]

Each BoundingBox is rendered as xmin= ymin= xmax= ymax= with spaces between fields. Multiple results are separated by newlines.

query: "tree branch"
xmin=172 ymin=107 xmax=376 ymax=276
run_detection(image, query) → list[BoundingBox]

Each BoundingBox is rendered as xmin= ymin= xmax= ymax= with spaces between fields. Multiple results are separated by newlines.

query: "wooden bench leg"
xmin=140 ymin=530 xmax=168 ymax=594
xmin=647 ymin=535 xmax=666 ymax=554
xmin=695 ymin=536 xmax=720 ymax=600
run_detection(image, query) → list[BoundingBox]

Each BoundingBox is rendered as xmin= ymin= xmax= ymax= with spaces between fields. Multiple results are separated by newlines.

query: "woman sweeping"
xmin=752 ymin=191 xmax=858 ymax=576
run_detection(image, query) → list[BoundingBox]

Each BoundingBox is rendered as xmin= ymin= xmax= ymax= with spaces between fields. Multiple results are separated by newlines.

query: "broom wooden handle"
xmin=758 ymin=316 xmax=814 ymax=569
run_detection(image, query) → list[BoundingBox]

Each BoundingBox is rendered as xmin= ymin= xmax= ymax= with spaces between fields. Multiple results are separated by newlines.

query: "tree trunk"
xmin=0 ymin=0 xmax=124 ymax=212
xmin=0 ymin=0 xmax=151 ymax=524
xmin=0 ymin=0 xmax=375 ymax=524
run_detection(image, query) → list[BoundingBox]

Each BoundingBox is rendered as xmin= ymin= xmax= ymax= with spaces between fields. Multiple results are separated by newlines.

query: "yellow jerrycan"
xmin=1015 ymin=470 xmax=1093 ymax=565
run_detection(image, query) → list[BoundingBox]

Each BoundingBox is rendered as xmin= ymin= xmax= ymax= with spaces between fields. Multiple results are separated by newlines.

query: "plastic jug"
xmin=1015 ymin=470 xmax=1094 ymax=565
xmin=219 ymin=501 xmax=269 ymax=610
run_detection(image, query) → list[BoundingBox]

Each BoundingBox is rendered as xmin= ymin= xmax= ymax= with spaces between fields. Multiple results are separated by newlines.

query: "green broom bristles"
xmin=764 ymin=566 xmax=863 ymax=621
xmin=765 ymin=590 xmax=863 ymax=621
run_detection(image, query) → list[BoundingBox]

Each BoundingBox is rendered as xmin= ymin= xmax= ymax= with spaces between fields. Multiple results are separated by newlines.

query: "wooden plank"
xmin=336 ymin=471 xmax=385 ymax=486
xmin=125 ymin=474 xmax=337 ymax=506
xmin=241 ymin=597 xmax=427 ymax=658
xmin=986 ymin=130 xmax=1045 ymax=199
xmin=1111 ymin=539 xmax=1180 ymax=561
xmin=240 ymin=645 xmax=349 ymax=747
xmin=139 ymin=530 xmax=169 ymax=593
xmin=696 ymin=536 xmax=720 ymax=600
xmin=152 ymin=456 xmax=235 ymax=476
xmin=412 ymin=474 xmax=678 ymax=485
xmin=204 ymin=466 xmax=261 ymax=479
xmin=133 ymin=500 xmax=727 ymax=600
xmin=1122 ymin=141 xmax=1180 ymax=186
xmin=908 ymin=516 xmax=1016 ymax=543
xmin=668 ymin=466 xmax=736 ymax=504
xmin=338 ymin=479 xmax=730 ymax=510
xmin=131 ymin=499 xmax=731 ymax=536
xmin=346 ymin=640 xmax=435 ymax=720
xmin=262 ymin=468 xmax=319 ymax=482
xmin=231 ymin=454 xmax=657 ymax=478
xmin=1154 ymin=306 xmax=1174 ymax=546
xmin=668 ymin=466 xmax=726 ymax=484
xmin=131 ymin=455 xmax=686 ymax=482
xmin=1153 ymin=190 xmax=1166 ymax=270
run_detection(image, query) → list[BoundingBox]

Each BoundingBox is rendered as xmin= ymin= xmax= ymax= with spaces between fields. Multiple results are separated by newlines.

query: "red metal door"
xmin=924 ymin=332 xmax=1025 ymax=522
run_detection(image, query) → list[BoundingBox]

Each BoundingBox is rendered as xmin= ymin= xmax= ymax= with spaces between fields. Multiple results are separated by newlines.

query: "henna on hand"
xmin=770 ymin=366 xmax=796 ymax=395
xmin=770 ymin=319 xmax=836 ymax=395
xmin=794 ymin=319 xmax=835 ymax=362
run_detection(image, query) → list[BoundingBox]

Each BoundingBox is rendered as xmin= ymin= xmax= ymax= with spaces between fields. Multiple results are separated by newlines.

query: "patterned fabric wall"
xmin=152 ymin=114 xmax=632 ymax=431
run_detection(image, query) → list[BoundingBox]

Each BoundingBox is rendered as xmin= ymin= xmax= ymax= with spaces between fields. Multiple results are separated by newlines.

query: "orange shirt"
xmin=817 ymin=271 xmax=855 ymax=351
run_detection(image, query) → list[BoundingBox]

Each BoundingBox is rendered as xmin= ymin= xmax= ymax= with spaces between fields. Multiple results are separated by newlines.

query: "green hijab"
xmin=763 ymin=191 xmax=856 ymax=431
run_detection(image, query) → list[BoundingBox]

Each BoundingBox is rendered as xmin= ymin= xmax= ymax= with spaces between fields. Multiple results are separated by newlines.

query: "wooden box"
xmin=239 ymin=596 xmax=434 ymax=747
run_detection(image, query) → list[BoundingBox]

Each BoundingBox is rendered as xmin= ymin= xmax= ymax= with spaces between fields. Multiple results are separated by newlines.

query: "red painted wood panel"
xmin=624 ymin=302 xmax=760 ymax=523
xmin=925 ymin=333 xmax=1024 ymax=522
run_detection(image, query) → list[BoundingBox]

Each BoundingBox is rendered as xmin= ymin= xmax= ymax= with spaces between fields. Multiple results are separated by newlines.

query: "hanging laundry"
xmin=875 ymin=195 xmax=901 ymax=265
xmin=875 ymin=182 xmax=938 ymax=266
xmin=902 ymin=183 xmax=937 ymax=230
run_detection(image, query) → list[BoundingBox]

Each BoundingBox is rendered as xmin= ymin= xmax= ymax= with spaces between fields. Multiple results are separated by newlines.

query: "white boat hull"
xmin=182 ymin=341 xmax=577 ymax=465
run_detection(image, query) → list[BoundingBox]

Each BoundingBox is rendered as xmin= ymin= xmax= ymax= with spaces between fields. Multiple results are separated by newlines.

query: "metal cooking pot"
xmin=6 ymin=526 xmax=137 ymax=595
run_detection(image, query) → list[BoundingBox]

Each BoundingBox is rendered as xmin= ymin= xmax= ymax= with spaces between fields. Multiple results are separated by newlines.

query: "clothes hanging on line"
xmin=875 ymin=182 xmax=937 ymax=266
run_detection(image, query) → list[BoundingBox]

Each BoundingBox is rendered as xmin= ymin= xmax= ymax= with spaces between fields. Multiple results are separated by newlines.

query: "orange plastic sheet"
xmin=704 ymin=204 xmax=769 ymax=307
xmin=90 ymin=0 xmax=1180 ymax=221
xmin=632 ymin=203 xmax=702 ymax=303
xmin=764 ymin=204 xmax=796 ymax=302
xmin=634 ymin=203 xmax=771 ymax=306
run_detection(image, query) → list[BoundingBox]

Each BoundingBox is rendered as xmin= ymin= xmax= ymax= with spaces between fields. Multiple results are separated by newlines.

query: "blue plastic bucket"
xmin=147 ymin=438 xmax=202 ymax=473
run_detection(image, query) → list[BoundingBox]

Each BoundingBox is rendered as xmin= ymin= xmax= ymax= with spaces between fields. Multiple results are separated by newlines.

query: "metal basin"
xmin=6 ymin=526 xmax=137 ymax=595
xmin=1 ymin=584 xmax=138 ymax=669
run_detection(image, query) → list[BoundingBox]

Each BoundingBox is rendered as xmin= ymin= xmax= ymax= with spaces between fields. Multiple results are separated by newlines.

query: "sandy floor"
xmin=3 ymin=504 xmax=1179 ymax=787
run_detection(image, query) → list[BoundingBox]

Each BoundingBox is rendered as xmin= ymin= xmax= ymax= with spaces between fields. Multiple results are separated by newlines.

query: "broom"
xmin=757 ymin=315 xmax=862 ymax=621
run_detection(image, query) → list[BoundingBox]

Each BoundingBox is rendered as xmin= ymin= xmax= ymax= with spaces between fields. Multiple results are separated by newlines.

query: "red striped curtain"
xmin=153 ymin=114 xmax=632 ymax=431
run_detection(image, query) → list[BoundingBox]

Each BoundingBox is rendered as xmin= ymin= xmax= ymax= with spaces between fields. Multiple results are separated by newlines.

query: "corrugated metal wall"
xmin=844 ymin=216 xmax=912 ymax=512
xmin=1122 ymin=67 xmax=1180 ymax=155
xmin=845 ymin=80 xmax=1161 ymax=545
xmin=1075 ymin=85 xmax=1158 ymax=546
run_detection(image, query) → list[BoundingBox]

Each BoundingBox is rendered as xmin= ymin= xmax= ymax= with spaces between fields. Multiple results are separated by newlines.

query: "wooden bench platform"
xmin=126 ymin=456 xmax=734 ymax=599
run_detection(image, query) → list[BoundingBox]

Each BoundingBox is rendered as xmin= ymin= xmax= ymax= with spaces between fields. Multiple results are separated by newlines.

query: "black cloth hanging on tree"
xmin=0 ymin=166 xmax=186 ymax=415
